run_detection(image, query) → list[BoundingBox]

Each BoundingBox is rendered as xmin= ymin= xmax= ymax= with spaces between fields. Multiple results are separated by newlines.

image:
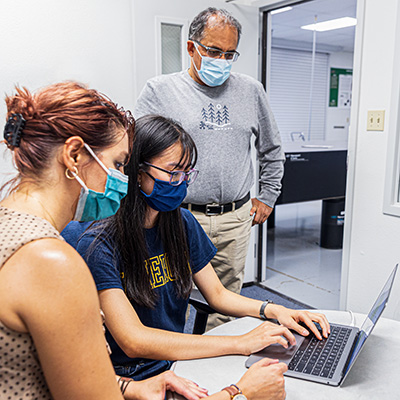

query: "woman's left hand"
xmin=267 ymin=305 xmax=330 ymax=339
xmin=127 ymin=370 xmax=208 ymax=400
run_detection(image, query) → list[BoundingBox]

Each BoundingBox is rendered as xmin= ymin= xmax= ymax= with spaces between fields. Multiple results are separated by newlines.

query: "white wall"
xmin=0 ymin=0 xmax=136 ymax=187
xmin=0 ymin=0 xmax=135 ymax=116
xmin=342 ymin=0 xmax=400 ymax=320
xmin=325 ymin=51 xmax=354 ymax=142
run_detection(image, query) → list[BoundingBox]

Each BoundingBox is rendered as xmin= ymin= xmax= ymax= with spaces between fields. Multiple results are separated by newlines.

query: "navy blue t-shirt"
xmin=61 ymin=208 xmax=216 ymax=379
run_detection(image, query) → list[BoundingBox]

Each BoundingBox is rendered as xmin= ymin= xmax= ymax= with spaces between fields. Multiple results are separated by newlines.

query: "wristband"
xmin=118 ymin=376 xmax=133 ymax=395
xmin=259 ymin=300 xmax=273 ymax=320
xmin=221 ymin=384 xmax=247 ymax=399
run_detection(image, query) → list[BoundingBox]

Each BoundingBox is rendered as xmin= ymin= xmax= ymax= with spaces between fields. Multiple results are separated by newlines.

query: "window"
xmin=156 ymin=17 xmax=188 ymax=75
xmin=161 ymin=23 xmax=182 ymax=74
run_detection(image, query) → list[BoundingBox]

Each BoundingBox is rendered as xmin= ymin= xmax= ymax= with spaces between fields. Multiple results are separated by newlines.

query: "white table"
xmin=169 ymin=310 xmax=400 ymax=399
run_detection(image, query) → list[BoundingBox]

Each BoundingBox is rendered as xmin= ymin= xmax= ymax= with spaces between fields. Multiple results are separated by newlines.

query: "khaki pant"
xmin=190 ymin=200 xmax=253 ymax=331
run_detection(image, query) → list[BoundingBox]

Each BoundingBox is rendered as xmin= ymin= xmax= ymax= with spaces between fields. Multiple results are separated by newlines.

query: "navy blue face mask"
xmin=141 ymin=178 xmax=188 ymax=212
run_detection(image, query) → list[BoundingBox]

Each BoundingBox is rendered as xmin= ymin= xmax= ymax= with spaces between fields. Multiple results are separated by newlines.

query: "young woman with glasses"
xmin=62 ymin=114 xmax=329 ymax=397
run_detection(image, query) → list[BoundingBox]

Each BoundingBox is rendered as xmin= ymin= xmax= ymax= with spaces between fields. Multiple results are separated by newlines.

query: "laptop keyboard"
xmin=288 ymin=326 xmax=352 ymax=379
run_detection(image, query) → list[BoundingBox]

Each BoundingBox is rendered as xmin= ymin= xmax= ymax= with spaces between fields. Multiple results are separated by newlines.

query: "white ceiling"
xmin=270 ymin=0 xmax=357 ymax=52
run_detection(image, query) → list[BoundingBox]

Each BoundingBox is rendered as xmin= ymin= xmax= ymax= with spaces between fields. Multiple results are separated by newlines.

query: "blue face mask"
xmin=193 ymin=43 xmax=233 ymax=87
xmin=72 ymin=143 xmax=129 ymax=222
xmin=141 ymin=178 xmax=187 ymax=212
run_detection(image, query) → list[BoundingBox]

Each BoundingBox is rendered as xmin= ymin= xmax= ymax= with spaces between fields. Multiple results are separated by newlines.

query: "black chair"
xmin=188 ymin=288 xmax=217 ymax=334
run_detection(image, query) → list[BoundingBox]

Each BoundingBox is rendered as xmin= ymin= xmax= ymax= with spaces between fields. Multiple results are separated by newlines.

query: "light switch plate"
xmin=367 ymin=110 xmax=385 ymax=131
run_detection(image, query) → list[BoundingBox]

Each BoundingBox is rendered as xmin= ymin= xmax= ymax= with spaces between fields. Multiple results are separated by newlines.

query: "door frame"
xmin=258 ymin=0 xmax=366 ymax=311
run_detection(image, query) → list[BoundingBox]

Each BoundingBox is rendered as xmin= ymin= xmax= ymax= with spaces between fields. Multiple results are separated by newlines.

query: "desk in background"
xmin=169 ymin=310 xmax=400 ymax=399
xmin=267 ymin=141 xmax=347 ymax=252
xmin=276 ymin=141 xmax=347 ymax=206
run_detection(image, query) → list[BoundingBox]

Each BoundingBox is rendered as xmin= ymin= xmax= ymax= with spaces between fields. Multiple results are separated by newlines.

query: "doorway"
xmin=260 ymin=0 xmax=357 ymax=309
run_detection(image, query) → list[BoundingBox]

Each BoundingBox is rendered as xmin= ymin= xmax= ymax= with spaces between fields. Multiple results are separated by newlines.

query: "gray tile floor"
xmin=264 ymin=201 xmax=342 ymax=310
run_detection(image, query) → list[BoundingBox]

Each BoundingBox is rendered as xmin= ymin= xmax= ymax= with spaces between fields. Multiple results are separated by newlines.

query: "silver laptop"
xmin=245 ymin=264 xmax=398 ymax=386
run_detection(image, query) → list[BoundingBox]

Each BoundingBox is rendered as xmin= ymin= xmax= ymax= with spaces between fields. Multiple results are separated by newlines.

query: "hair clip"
xmin=3 ymin=113 xmax=26 ymax=148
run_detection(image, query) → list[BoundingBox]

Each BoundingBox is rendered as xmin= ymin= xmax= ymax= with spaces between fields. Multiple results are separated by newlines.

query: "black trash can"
xmin=320 ymin=197 xmax=345 ymax=249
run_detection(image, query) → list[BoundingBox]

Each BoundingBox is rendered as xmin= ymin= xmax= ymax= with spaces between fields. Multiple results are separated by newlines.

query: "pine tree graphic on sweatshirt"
xmin=199 ymin=103 xmax=231 ymax=130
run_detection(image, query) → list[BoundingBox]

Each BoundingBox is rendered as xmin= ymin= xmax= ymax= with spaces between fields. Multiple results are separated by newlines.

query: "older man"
xmin=134 ymin=8 xmax=284 ymax=330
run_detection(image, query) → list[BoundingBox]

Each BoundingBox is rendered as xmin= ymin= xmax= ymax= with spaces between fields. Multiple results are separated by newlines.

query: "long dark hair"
xmin=102 ymin=115 xmax=197 ymax=308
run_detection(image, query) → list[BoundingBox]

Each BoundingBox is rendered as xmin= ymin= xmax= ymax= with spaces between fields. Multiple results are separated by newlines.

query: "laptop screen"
xmin=344 ymin=265 xmax=398 ymax=374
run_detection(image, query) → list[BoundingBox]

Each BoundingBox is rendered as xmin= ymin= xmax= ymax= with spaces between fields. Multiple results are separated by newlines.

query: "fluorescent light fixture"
xmin=301 ymin=17 xmax=357 ymax=32
xmin=271 ymin=6 xmax=292 ymax=15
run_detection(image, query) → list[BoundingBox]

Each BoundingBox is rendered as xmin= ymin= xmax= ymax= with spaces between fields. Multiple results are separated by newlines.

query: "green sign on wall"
xmin=329 ymin=68 xmax=353 ymax=107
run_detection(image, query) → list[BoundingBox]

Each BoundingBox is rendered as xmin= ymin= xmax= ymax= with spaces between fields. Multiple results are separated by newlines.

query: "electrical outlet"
xmin=367 ymin=110 xmax=385 ymax=131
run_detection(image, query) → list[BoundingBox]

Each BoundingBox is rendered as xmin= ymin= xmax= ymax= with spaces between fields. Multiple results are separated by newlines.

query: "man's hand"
xmin=236 ymin=358 xmax=287 ymax=400
xmin=250 ymin=198 xmax=273 ymax=226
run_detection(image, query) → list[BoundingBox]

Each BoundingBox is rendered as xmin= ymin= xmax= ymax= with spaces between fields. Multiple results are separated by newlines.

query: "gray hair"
xmin=188 ymin=8 xmax=242 ymax=45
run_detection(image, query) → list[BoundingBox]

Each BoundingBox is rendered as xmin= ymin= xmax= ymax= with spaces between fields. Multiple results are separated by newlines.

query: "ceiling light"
xmin=301 ymin=17 xmax=357 ymax=32
xmin=271 ymin=6 xmax=293 ymax=15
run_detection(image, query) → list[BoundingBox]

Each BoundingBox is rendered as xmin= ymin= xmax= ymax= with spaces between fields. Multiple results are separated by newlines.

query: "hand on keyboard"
xmin=297 ymin=321 xmax=323 ymax=338
xmin=264 ymin=305 xmax=331 ymax=340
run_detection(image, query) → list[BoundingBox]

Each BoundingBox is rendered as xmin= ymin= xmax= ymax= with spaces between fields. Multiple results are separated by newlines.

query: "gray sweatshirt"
xmin=134 ymin=70 xmax=284 ymax=207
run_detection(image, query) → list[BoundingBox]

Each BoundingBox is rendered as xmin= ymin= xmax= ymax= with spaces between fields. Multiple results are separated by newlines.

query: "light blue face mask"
xmin=71 ymin=143 xmax=129 ymax=222
xmin=193 ymin=43 xmax=233 ymax=87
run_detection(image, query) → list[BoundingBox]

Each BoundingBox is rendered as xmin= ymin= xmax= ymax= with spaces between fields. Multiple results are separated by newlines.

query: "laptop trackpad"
xmin=245 ymin=332 xmax=305 ymax=368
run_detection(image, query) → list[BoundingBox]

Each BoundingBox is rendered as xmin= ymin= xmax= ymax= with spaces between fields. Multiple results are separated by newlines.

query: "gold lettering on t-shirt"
xmin=145 ymin=254 xmax=175 ymax=289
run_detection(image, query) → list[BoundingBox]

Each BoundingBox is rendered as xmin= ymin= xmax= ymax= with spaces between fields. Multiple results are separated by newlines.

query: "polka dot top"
xmin=0 ymin=205 xmax=61 ymax=400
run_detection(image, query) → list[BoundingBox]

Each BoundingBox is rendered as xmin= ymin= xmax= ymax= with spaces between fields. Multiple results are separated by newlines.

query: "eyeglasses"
xmin=144 ymin=162 xmax=199 ymax=186
xmin=193 ymin=41 xmax=240 ymax=62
